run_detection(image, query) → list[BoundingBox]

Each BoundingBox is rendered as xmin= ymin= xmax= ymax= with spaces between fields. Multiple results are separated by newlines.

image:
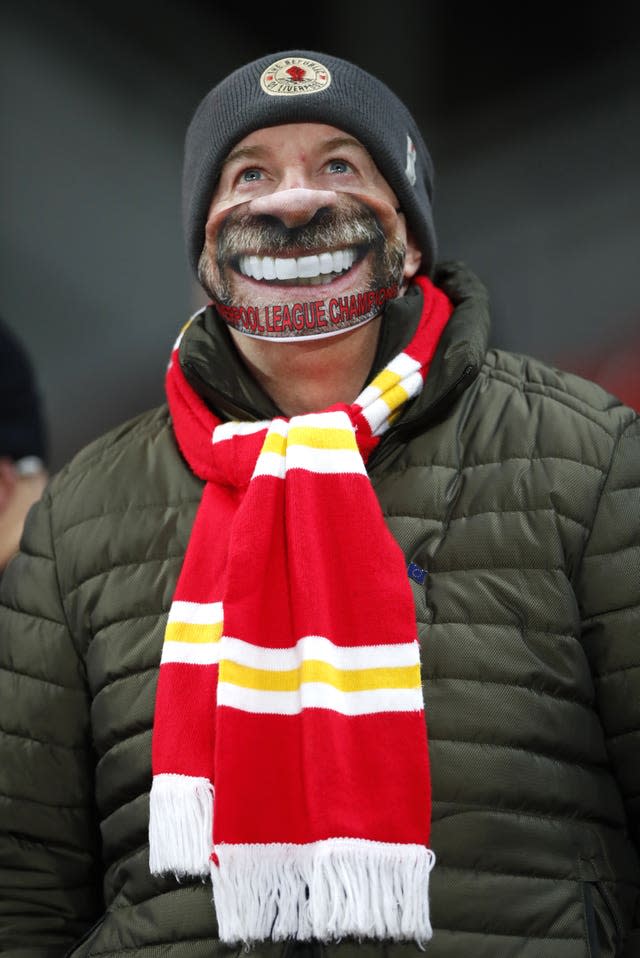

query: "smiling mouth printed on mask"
xmin=198 ymin=198 xmax=407 ymax=341
xmin=236 ymin=245 xmax=360 ymax=286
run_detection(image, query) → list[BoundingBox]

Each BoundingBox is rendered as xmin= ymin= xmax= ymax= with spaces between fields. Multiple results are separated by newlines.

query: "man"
xmin=0 ymin=49 xmax=638 ymax=958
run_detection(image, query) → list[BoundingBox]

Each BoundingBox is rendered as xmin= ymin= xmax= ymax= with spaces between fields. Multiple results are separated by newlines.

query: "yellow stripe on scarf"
xmin=289 ymin=426 xmax=358 ymax=450
xmin=219 ymin=659 xmax=421 ymax=692
xmin=369 ymin=367 xmax=403 ymax=394
xmin=262 ymin=427 xmax=358 ymax=458
xmin=165 ymin=621 xmax=223 ymax=644
xmin=380 ymin=382 xmax=410 ymax=412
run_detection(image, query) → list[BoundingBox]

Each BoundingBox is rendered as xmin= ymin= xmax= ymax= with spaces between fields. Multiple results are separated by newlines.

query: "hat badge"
xmin=260 ymin=57 xmax=332 ymax=97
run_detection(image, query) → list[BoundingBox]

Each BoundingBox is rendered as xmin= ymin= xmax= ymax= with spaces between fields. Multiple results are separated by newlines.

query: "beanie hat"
xmin=183 ymin=50 xmax=438 ymax=279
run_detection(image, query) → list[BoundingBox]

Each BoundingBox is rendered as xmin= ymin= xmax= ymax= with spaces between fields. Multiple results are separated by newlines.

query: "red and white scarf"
xmin=150 ymin=276 xmax=452 ymax=944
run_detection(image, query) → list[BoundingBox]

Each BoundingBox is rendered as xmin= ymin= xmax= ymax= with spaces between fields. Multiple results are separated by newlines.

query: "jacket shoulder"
xmin=55 ymin=404 xmax=172 ymax=481
xmin=45 ymin=404 xmax=199 ymax=541
xmin=482 ymin=348 xmax=638 ymax=436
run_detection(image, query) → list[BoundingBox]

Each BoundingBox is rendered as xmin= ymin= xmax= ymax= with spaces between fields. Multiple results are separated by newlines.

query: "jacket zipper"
xmin=595 ymin=879 xmax=625 ymax=944
xmin=582 ymin=878 xmax=625 ymax=956
xmin=582 ymin=881 xmax=600 ymax=958
xmin=62 ymin=913 xmax=106 ymax=958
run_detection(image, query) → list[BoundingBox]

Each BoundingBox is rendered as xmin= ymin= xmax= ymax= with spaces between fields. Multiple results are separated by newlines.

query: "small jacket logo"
xmin=407 ymin=561 xmax=427 ymax=585
xmin=260 ymin=57 xmax=332 ymax=97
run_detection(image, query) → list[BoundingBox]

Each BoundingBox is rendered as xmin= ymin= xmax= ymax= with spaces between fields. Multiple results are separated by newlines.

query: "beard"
xmin=197 ymin=197 xmax=407 ymax=341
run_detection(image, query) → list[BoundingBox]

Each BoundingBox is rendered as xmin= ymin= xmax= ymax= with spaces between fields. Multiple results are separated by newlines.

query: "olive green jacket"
xmin=1 ymin=263 xmax=639 ymax=957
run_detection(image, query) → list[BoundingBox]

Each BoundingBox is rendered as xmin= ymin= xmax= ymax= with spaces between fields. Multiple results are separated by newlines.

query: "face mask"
xmin=199 ymin=192 xmax=408 ymax=342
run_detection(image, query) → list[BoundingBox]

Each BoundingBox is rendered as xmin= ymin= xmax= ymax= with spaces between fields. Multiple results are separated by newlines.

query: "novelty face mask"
xmin=198 ymin=191 xmax=409 ymax=342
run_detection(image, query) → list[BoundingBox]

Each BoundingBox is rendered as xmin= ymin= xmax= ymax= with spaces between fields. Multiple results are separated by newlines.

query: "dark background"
xmin=2 ymin=0 xmax=639 ymax=469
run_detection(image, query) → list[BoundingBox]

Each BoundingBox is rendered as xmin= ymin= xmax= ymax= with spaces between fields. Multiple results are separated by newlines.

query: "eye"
xmin=326 ymin=159 xmax=353 ymax=175
xmin=239 ymin=168 xmax=263 ymax=183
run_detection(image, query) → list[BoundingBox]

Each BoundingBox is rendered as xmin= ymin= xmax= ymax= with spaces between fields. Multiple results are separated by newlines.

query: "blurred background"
xmin=2 ymin=0 xmax=639 ymax=471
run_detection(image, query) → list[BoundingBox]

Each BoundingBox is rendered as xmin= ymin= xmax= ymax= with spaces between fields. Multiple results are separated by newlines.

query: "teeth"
xmin=297 ymin=255 xmax=320 ymax=278
xmin=250 ymin=255 xmax=263 ymax=280
xmin=262 ymin=257 xmax=276 ymax=280
xmin=275 ymin=257 xmax=297 ymax=280
xmin=319 ymin=252 xmax=334 ymax=274
xmin=237 ymin=247 xmax=358 ymax=282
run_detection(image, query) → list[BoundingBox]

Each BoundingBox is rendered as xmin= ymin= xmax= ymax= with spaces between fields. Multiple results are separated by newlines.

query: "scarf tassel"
xmin=149 ymin=773 xmax=214 ymax=877
xmin=211 ymin=840 xmax=436 ymax=944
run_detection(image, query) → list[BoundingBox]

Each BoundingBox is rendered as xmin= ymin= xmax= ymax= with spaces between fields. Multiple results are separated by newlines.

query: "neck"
xmin=228 ymin=317 xmax=382 ymax=416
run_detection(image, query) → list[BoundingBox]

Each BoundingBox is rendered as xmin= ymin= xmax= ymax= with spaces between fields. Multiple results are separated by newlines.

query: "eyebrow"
xmin=320 ymin=136 xmax=370 ymax=157
xmin=222 ymin=135 xmax=371 ymax=169
xmin=222 ymin=145 xmax=268 ymax=168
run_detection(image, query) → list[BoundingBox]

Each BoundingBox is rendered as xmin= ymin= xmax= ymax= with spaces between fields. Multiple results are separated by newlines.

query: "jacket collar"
xmin=178 ymin=261 xmax=490 ymax=430
xmin=397 ymin=261 xmax=490 ymax=432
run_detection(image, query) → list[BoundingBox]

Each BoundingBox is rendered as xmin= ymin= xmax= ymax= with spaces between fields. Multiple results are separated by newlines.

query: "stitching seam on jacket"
xmin=482 ymin=364 xmax=633 ymax=435
xmin=580 ymin=543 xmax=639 ymax=563
xmin=425 ymin=673 xmax=591 ymax=708
xmin=47 ymin=490 xmax=81 ymax=661
xmin=385 ymin=505 xmax=591 ymax=533
xmin=54 ymin=495 xmax=203 ymax=541
xmin=62 ymin=552 xmax=186 ymax=602
xmin=575 ymin=421 xmax=634 ymax=580
xmin=430 ymin=736 xmax=608 ymax=772
xmin=433 ymin=926 xmax=583 ymax=941
xmin=0 ymin=787 xmax=87 ymax=809
xmin=1 ymin=602 xmax=67 ymax=629
xmin=432 ymin=798 xmax=627 ymax=830
xmin=377 ymin=455 xmax=606 ymax=478
xmin=0 ymin=725 xmax=87 ymax=752
xmin=596 ymin=662 xmax=640 ymax=680
xmin=53 ymin=408 xmax=170 ymax=482
xmin=0 ymin=663 xmax=86 ymax=693
xmin=92 ymin=611 xmax=168 ymax=634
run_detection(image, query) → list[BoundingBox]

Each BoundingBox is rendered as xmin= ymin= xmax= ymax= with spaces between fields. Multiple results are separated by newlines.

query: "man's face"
xmin=199 ymin=123 xmax=422 ymax=341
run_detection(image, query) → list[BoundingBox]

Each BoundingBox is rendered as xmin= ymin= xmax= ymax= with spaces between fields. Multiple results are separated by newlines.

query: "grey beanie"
xmin=183 ymin=50 xmax=437 ymax=278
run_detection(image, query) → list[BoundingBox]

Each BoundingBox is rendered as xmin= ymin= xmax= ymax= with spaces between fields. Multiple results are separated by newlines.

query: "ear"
xmin=403 ymin=229 xmax=422 ymax=281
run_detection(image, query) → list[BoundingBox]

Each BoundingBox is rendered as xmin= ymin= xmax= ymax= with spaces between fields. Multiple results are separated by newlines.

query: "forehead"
xmin=222 ymin=122 xmax=371 ymax=164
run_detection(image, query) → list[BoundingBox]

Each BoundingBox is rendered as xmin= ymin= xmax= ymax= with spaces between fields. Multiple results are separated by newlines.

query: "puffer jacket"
xmin=1 ymin=263 xmax=639 ymax=958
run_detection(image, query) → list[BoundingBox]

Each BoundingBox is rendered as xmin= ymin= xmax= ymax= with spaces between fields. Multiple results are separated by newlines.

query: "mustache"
xmin=215 ymin=202 xmax=385 ymax=262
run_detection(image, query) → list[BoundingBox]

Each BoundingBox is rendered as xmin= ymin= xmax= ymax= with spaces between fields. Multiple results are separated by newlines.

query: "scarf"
xmin=149 ymin=275 xmax=452 ymax=944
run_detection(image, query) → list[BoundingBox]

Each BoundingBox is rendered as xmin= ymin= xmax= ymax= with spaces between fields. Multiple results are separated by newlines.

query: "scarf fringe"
xmin=149 ymin=773 xmax=213 ymax=876
xmin=211 ymin=840 xmax=436 ymax=944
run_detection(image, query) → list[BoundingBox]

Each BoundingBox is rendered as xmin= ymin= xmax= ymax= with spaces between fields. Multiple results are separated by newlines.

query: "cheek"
xmin=346 ymin=192 xmax=412 ymax=257
xmin=204 ymin=215 xmax=222 ymax=247
xmin=393 ymin=218 xmax=409 ymax=248
xmin=204 ymin=198 xmax=243 ymax=246
xmin=354 ymin=193 xmax=402 ymax=239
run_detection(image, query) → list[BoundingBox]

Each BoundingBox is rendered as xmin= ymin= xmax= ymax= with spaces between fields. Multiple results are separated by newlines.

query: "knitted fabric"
xmin=149 ymin=276 xmax=452 ymax=943
xmin=183 ymin=49 xmax=437 ymax=279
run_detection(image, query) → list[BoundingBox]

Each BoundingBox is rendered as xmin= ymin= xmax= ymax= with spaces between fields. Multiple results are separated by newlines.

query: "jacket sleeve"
xmin=577 ymin=415 xmax=640 ymax=951
xmin=0 ymin=489 xmax=102 ymax=956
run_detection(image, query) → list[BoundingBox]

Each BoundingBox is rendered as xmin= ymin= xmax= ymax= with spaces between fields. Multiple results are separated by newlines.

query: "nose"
xmin=247 ymin=188 xmax=338 ymax=229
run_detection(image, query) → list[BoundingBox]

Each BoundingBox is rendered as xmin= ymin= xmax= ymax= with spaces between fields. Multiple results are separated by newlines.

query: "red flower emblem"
xmin=286 ymin=65 xmax=306 ymax=83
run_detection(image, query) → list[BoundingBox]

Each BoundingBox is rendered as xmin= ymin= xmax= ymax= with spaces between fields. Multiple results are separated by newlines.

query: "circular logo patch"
xmin=260 ymin=57 xmax=332 ymax=97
